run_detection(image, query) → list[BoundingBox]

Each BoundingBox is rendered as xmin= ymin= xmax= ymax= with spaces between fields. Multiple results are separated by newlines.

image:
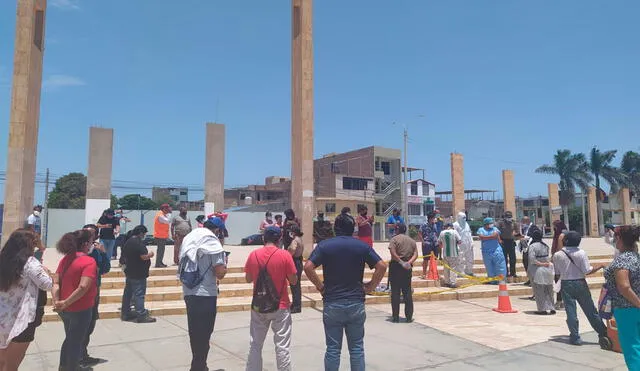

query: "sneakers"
xmin=570 ymin=337 xmax=583 ymax=346
xmin=155 ymin=263 xmax=167 ymax=268
xmin=135 ymin=315 xmax=157 ymax=323
xmin=290 ymin=307 xmax=302 ymax=314
xmin=406 ymin=317 xmax=414 ymax=323
xmin=120 ymin=314 xmax=137 ymax=322
xmin=391 ymin=317 xmax=400 ymax=323
xmin=554 ymin=301 xmax=565 ymax=310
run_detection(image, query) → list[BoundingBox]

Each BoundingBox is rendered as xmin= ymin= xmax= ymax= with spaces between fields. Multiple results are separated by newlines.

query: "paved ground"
xmin=23 ymin=292 xmax=627 ymax=371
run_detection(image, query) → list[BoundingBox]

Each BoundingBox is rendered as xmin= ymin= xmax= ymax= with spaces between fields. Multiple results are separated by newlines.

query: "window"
xmin=331 ymin=162 xmax=341 ymax=173
xmin=343 ymin=177 xmax=368 ymax=191
xmin=34 ymin=10 xmax=44 ymax=51
xmin=180 ymin=191 xmax=187 ymax=196
xmin=422 ymin=184 xmax=429 ymax=196
xmin=408 ymin=204 xmax=422 ymax=216
xmin=423 ymin=203 xmax=434 ymax=215
xmin=381 ymin=161 xmax=391 ymax=175
xmin=240 ymin=193 xmax=246 ymax=200
xmin=410 ymin=183 xmax=418 ymax=196
xmin=325 ymin=203 xmax=336 ymax=213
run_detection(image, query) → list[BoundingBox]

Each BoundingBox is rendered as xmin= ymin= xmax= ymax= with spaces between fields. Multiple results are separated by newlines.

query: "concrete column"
xmin=548 ymin=183 xmax=560 ymax=225
xmin=85 ymin=127 xmax=114 ymax=225
xmin=587 ymin=186 xmax=599 ymax=236
xmin=502 ymin=170 xmax=515 ymax=216
xmin=1 ymin=0 xmax=47 ymax=246
xmin=292 ymin=0 xmax=314 ymax=254
xmin=450 ymin=153 xmax=465 ymax=214
xmin=620 ymin=188 xmax=632 ymax=225
xmin=205 ymin=123 xmax=225 ymax=216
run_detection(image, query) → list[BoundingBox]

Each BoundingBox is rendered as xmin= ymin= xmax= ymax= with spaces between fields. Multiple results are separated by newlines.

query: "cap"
xmin=205 ymin=216 xmax=225 ymax=230
xmin=264 ymin=226 xmax=282 ymax=240
xmin=505 ymin=211 xmax=513 ymax=218
xmin=483 ymin=217 xmax=494 ymax=225
xmin=160 ymin=203 xmax=171 ymax=209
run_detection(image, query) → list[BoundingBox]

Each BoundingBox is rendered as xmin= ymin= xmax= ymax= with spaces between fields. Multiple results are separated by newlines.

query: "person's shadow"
xmin=549 ymin=335 xmax=597 ymax=346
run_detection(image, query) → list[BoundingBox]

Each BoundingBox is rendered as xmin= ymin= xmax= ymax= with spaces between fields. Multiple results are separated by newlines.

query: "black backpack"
xmin=251 ymin=251 xmax=281 ymax=313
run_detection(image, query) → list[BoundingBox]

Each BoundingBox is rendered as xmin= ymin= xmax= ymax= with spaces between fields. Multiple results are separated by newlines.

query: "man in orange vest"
xmin=153 ymin=203 xmax=172 ymax=267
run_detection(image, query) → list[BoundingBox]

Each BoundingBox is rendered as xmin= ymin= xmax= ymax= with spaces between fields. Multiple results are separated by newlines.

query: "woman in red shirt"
xmin=52 ymin=230 xmax=97 ymax=371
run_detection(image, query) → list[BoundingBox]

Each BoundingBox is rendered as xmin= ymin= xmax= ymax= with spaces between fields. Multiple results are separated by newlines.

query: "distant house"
xmin=405 ymin=179 xmax=436 ymax=225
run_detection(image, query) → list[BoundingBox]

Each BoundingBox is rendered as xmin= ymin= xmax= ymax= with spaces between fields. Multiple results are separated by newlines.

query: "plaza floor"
xmin=23 ymin=290 xmax=627 ymax=371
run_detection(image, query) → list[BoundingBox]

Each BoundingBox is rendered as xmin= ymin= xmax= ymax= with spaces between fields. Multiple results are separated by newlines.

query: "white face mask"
xmin=87 ymin=244 xmax=95 ymax=254
xmin=489 ymin=224 xmax=495 ymax=229
xmin=33 ymin=210 xmax=40 ymax=217
xmin=166 ymin=213 xmax=172 ymax=218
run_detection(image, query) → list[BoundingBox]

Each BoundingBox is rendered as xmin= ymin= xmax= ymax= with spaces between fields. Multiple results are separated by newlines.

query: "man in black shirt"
xmin=121 ymin=225 xmax=156 ymax=323
xmin=97 ymin=209 xmax=119 ymax=261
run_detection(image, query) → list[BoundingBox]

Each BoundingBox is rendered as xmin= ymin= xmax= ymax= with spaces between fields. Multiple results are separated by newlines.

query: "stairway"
xmin=43 ymin=255 xmax=612 ymax=322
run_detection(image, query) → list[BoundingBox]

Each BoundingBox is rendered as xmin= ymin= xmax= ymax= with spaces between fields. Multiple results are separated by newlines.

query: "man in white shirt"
xmin=26 ymin=205 xmax=43 ymax=235
xmin=552 ymin=231 xmax=608 ymax=347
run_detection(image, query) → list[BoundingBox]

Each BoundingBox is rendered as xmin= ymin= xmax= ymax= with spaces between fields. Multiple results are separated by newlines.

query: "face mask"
xmin=506 ymin=218 xmax=513 ymax=222
xmin=266 ymin=217 xmax=272 ymax=222
xmin=115 ymin=213 xmax=122 ymax=218
xmin=166 ymin=213 xmax=172 ymax=218
xmin=489 ymin=224 xmax=495 ymax=229
xmin=33 ymin=211 xmax=40 ymax=217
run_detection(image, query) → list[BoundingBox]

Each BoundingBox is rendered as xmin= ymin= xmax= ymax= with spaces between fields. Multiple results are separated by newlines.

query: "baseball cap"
xmin=205 ymin=216 xmax=225 ymax=230
xmin=264 ymin=226 xmax=282 ymax=240
xmin=483 ymin=217 xmax=494 ymax=225
xmin=160 ymin=203 xmax=171 ymax=209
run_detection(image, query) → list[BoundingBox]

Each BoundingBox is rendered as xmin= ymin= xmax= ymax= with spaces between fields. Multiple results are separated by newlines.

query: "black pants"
xmin=185 ymin=295 xmax=217 ymax=371
xmin=502 ymin=239 xmax=517 ymax=276
xmin=290 ymin=257 xmax=303 ymax=310
xmin=82 ymin=287 xmax=100 ymax=359
xmin=390 ymin=261 xmax=413 ymax=320
xmin=522 ymin=250 xmax=529 ymax=272
xmin=155 ymin=238 xmax=166 ymax=267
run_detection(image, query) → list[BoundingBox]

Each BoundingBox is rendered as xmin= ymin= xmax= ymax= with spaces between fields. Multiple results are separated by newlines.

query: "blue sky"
xmin=1 ymin=0 xmax=639 ymax=203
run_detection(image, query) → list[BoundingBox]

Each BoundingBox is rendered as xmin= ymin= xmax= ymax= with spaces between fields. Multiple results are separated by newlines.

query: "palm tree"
xmin=536 ymin=150 xmax=592 ymax=229
xmin=621 ymin=151 xmax=640 ymax=195
xmin=587 ymin=147 xmax=626 ymax=234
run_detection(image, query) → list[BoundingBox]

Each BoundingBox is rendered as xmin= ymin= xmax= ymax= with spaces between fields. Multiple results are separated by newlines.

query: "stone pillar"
xmin=587 ymin=186 xmax=599 ymax=236
xmin=450 ymin=153 xmax=465 ymax=214
xmin=292 ymin=0 xmax=314 ymax=255
xmin=1 ymin=0 xmax=47 ymax=246
xmin=204 ymin=123 xmax=225 ymax=216
xmin=548 ymin=183 xmax=561 ymax=225
xmin=502 ymin=170 xmax=515 ymax=216
xmin=620 ymin=188 xmax=632 ymax=225
xmin=85 ymin=127 xmax=114 ymax=225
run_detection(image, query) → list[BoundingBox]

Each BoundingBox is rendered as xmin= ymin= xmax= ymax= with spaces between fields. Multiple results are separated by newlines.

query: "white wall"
xmin=44 ymin=209 xmax=281 ymax=247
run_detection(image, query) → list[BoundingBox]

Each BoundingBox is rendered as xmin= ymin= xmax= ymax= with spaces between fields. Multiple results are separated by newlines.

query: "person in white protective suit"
xmin=453 ymin=212 xmax=474 ymax=276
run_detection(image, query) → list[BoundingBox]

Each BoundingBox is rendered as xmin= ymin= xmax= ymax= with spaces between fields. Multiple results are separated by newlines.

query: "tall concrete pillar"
xmin=587 ymin=186 xmax=599 ymax=236
xmin=620 ymin=188 xmax=632 ymax=225
xmin=548 ymin=183 xmax=561 ymax=225
xmin=502 ymin=170 xmax=515 ymax=216
xmin=1 ymin=0 xmax=47 ymax=246
xmin=292 ymin=0 xmax=314 ymax=253
xmin=205 ymin=123 xmax=225 ymax=216
xmin=85 ymin=127 xmax=113 ymax=225
xmin=450 ymin=153 xmax=465 ymax=214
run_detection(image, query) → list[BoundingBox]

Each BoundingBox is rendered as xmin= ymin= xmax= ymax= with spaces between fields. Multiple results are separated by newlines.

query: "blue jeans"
xmin=323 ymin=301 xmax=366 ymax=371
xmin=614 ymin=307 xmax=640 ymax=370
xmin=59 ymin=308 xmax=93 ymax=371
xmin=100 ymin=239 xmax=116 ymax=260
xmin=121 ymin=278 xmax=148 ymax=318
xmin=561 ymin=279 xmax=607 ymax=342
xmin=481 ymin=247 xmax=506 ymax=283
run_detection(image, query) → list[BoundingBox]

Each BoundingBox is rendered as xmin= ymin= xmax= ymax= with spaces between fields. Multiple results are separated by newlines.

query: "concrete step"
xmin=103 ymin=255 xmax=614 ymax=279
xmin=100 ymin=258 xmax=610 ymax=290
xmin=43 ymin=276 xmax=606 ymax=322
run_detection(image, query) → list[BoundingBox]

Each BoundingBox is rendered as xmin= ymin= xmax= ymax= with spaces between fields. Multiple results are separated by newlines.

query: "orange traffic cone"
xmin=493 ymin=277 xmax=517 ymax=313
xmin=427 ymin=255 xmax=439 ymax=280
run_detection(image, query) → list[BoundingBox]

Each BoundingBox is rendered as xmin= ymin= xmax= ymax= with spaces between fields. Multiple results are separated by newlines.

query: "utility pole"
xmin=402 ymin=127 xmax=408 ymax=221
xmin=43 ymin=168 xmax=50 ymax=247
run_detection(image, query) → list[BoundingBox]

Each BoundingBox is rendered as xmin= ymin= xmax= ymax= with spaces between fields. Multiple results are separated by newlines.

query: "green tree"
xmin=536 ymin=150 xmax=592 ymax=229
xmin=48 ymin=172 xmax=87 ymax=209
xmin=117 ymin=194 xmax=157 ymax=210
xmin=587 ymin=147 xmax=626 ymax=234
xmin=621 ymin=151 xmax=640 ymax=195
xmin=110 ymin=194 xmax=119 ymax=209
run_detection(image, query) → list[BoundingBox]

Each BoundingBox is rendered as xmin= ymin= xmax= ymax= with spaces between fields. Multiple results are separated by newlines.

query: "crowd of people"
xmin=0 ymin=203 xmax=638 ymax=371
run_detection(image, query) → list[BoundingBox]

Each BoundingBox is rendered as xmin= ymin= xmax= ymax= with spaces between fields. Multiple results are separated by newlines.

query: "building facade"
xmin=405 ymin=179 xmax=436 ymax=225
xmin=224 ymin=177 xmax=291 ymax=210
xmin=152 ymin=187 xmax=188 ymax=204
xmin=314 ymin=146 xmax=402 ymax=240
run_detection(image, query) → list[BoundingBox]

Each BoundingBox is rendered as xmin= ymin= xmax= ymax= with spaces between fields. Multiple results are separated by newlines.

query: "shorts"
xmin=422 ymin=243 xmax=437 ymax=257
xmin=12 ymin=306 xmax=44 ymax=344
